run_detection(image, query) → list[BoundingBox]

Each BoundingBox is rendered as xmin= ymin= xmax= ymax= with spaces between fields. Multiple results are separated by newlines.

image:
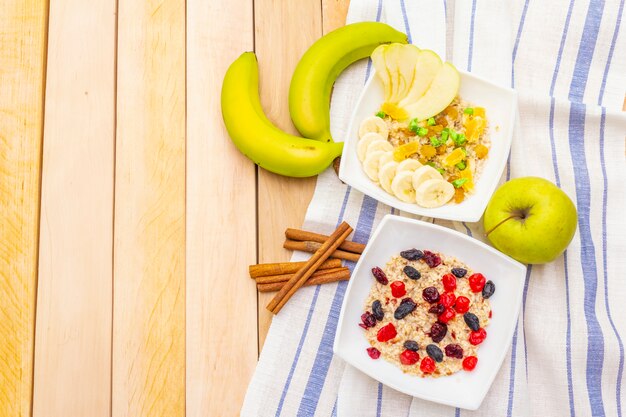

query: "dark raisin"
xmin=444 ymin=343 xmax=464 ymax=359
xmin=428 ymin=303 xmax=445 ymax=315
xmin=463 ymin=312 xmax=480 ymax=331
xmin=422 ymin=286 xmax=440 ymax=303
xmin=394 ymin=298 xmax=417 ymax=320
xmin=426 ymin=344 xmax=444 ymax=362
xmin=371 ymin=267 xmax=389 ymax=285
xmin=372 ymin=300 xmax=384 ymax=321
xmin=429 ymin=322 xmax=448 ymax=343
xmin=482 ymin=280 xmax=496 ymax=298
xmin=451 ymin=267 xmax=467 ymax=278
xmin=361 ymin=312 xmax=376 ymax=328
xmin=403 ymin=265 xmax=421 ymax=280
xmin=422 ymin=250 xmax=442 ymax=268
xmin=403 ymin=340 xmax=419 ymax=351
xmin=400 ymin=248 xmax=424 ymax=261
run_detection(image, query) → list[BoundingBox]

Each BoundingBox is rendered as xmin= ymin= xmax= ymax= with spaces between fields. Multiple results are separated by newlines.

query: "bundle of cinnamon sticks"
xmin=248 ymin=222 xmax=366 ymax=314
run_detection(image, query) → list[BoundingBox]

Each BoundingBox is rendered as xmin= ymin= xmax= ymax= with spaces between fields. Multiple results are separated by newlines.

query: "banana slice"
xmin=378 ymin=151 xmax=394 ymax=167
xmin=359 ymin=116 xmax=389 ymax=139
xmin=396 ymin=158 xmax=422 ymax=172
xmin=378 ymin=161 xmax=398 ymax=194
xmin=415 ymin=179 xmax=455 ymax=208
xmin=412 ymin=165 xmax=442 ymax=190
xmin=366 ymin=139 xmax=393 ymax=155
xmin=357 ymin=132 xmax=384 ymax=162
xmin=391 ymin=170 xmax=416 ymax=203
xmin=363 ymin=150 xmax=386 ymax=182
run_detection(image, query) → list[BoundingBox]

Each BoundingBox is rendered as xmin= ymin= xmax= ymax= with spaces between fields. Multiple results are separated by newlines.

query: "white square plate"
xmin=333 ymin=215 xmax=526 ymax=410
xmin=338 ymin=69 xmax=518 ymax=222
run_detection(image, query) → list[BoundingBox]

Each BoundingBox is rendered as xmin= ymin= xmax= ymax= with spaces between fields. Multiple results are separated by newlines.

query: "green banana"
xmin=289 ymin=22 xmax=408 ymax=142
xmin=221 ymin=52 xmax=343 ymax=177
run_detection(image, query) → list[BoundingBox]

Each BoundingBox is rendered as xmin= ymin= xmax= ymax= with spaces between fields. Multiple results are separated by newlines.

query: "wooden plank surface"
xmin=0 ymin=1 xmax=47 ymax=416
xmin=32 ymin=0 xmax=116 ymax=415
xmin=112 ymin=0 xmax=186 ymax=415
xmin=185 ymin=0 xmax=257 ymax=416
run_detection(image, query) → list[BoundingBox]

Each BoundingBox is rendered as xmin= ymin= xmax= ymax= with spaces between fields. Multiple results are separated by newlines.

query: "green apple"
xmin=483 ymin=177 xmax=577 ymax=264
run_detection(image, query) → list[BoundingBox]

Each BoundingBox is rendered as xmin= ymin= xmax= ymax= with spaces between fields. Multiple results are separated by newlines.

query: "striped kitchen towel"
xmin=241 ymin=0 xmax=626 ymax=416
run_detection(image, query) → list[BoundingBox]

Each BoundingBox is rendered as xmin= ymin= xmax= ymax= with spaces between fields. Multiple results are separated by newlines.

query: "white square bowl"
xmin=338 ymin=69 xmax=518 ymax=222
xmin=333 ymin=215 xmax=526 ymax=410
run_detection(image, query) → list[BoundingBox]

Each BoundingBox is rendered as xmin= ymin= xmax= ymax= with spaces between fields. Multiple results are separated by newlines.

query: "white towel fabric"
xmin=241 ymin=0 xmax=626 ymax=416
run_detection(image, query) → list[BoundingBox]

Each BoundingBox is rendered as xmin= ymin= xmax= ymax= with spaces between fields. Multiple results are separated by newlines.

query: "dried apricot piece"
xmin=474 ymin=107 xmax=486 ymax=118
xmin=420 ymin=144 xmax=437 ymax=159
xmin=442 ymin=148 xmax=466 ymax=166
xmin=393 ymin=141 xmax=420 ymax=161
xmin=475 ymin=144 xmax=489 ymax=159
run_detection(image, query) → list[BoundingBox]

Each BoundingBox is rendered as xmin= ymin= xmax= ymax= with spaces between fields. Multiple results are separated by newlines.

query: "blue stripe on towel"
xmin=467 ymin=0 xmax=477 ymax=71
xmin=598 ymin=0 xmax=624 ymax=105
xmin=511 ymin=0 xmax=531 ymax=88
xmin=376 ymin=383 xmax=383 ymax=417
xmin=400 ymin=0 xmax=412 ymax=43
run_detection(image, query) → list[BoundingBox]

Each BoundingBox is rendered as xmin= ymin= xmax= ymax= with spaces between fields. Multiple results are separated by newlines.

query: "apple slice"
xmin=398 ymin=50 xmax=442 ymax=108
xmin=402 ymin=62 xmax=460 ymax=120
xmin=384 ymin=43 xmax=420 ymax=103
xmin=371 ymin=45 xmax=393 ymax=102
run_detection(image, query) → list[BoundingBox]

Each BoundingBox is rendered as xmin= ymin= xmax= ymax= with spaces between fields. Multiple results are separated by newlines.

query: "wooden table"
xmin=0 ymin=0 xmax=349 ymax=416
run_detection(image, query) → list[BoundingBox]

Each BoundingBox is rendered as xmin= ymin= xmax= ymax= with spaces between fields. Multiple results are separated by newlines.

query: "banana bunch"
xmin=358 ymin=117 xmax=455 ymax=207
xmin=221 ymin=22 xmax=407 ymax=177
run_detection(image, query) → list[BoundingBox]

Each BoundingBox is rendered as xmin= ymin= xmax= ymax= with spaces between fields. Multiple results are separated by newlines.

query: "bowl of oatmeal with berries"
xmin=334 ymin=215 xmax=526 ymax=410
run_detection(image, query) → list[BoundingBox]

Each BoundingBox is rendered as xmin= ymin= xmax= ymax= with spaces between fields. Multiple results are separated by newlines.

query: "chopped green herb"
xmin=452 ymin=178 xmax=468 ymax=188
xmin=455 ymin=161 xmax=467 ymax=170
xmin=416 ymin=127 xmax=428 ymax=137
xmin=427 ymin=117 xmax=436 ymax=126
xmin=456 ymin=134 xmax=467 ymax=145
xmin=376 ymin=111 xmax=387 ymax=118
xmin=440 ymin=130 xmax=449 ymax=142
xmin=449 ymin=129 xmax=459 ymax=140
xmin=437 ymin=168 xmax=446 ymax=175
xmin=430 ymin=137 xmax=443 ymax=147
xmin=463 ymin=107 xmax=474 ymax=115
xmin=408 ymin=118 xmax=419 ymax=132
xmin=426 ymin=162 xmax=436 ymax=168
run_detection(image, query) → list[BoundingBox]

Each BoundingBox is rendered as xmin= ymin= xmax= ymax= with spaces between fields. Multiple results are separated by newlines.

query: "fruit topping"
xmin=426 ymin=344 xmax=444 ymax=362
xmin=462 ymin=356 xmax=478 ymax=371
xmin=442 ymin=273 xmax=457 ymax=291
xmin=428 ymin=303 xmax=445 ymax=315
xmin=429 ymin=322 xmax=448 ymax=343
xmin=469 ymin=328 xmax=487 ymax=345
xmin=403 ymin=340 xmax=419 ymax=351
xmin=372 ymin=267 xmax=389 ymax=285
xmin=394 ymin=298 xmax=417 ymax=320
xmin=444 ymin=344 xmax=464 ymax=359
xmin=420 ymin=357 xmax=436 ymax=373
xmin=422 ymin=250 xmax=442 ymax=268
xmin=372 ymin=300 xmax=384 ymax=321
xmin=454 ymin=296 xmax=470 ymax=313
xmin=367 ymin=347 xmax=381 ymax=359
xmin=440 ymin=292 xmax=456 ymax=308
xmin=400 ymin=349 xmax=420 ymax=365
xmin=482 ymin=280 xmax=496 ymax=298
xmin=463 ymin=312 xmax=480 ymax=331
xmin=360 ymin=312 xmax=377 ymax=329
xmin=403 ymin=265 xmax=421 ymax=280
xmin=422 ymin=286 xmax=440 ymax=303
xmin=400 ymin=248 xmax=424 ymax=261
xmin=377 ymin=323 xmax=397 ymax=342
xmin=451 ymin=267 xmax=467 ymax=278
xmin=468 ymin=273 xmax=486 ymax=292
xmin=390 ymin=281 xmax=407 ymax=298
xmin=438 ymin=307 xmax=456 ymax=324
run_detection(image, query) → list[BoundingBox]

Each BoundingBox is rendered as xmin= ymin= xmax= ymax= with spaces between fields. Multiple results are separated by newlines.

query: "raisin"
xmin=451 ymin=268 xmax=467 ymax=278
xmin=444 ymin=344 xmax=464 ymax=359
xmin=463 ymin=312 xmax=480 ymax=331
xmin=372 ymin=300 xmax=384 ymax=321
xmin=400 ymin=248 xmax=424 ymax=261
xmin=422 ymin=286 xmax=440 ymax=303
xmin=426 ymin=344 xmax=444 ymax=362
xmin=371 ymin=267 xmax=389 ymax=285
xmin=394 ymin=298 xmax=417 ymax=320
xmin=403 ymin=340 xmax=419 ymax=351
xmin=403 ymin=265 xmax=421 ymax=280
xmin=482 ymin=280 xmax=496 ymax=298
xmin=360 ymin=312 xmax=376 ymax=328
xmin=422 ymin=250 xmax=442 ymax=268
xmin=428 ymin=303 xmax=445 ymax=315
xmin=429 ymin=322 xmax=448 ymax=343
xmin=367 ymin=347 xmax=381 ymax=359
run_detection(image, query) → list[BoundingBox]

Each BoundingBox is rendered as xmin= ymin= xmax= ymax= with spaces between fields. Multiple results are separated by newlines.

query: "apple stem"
xmin=484 ymin=214 xmax=522 ymax=237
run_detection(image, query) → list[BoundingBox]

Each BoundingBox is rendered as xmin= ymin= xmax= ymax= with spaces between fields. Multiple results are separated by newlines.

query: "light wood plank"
xmin=185 ymin=0 xmax=257 ymax=416
xmin=322 ymin=0 xmax=351 ymax=33
xmin=32 ymin=0 xmax=116 ymax=415
xmin=112 ymin=0 xmax=186 ymax=415
xmin=0 ymin=1 xmax=47 ymax=416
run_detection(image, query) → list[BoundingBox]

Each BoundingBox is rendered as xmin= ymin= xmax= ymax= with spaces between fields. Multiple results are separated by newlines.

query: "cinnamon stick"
xmin=267 ymin=221 xmax=353 ymax=314
xmin=285 ymin=228 xmax=365 ymax=254
xmin=255 ymin=267 xmax=348 ymax=285
xmin=249 ymin=258 xmax=341 ymax=278
xmin=257 ymin=268 xmax=350 ymax=292
xmin=283 ymin=240 xmax=360 ymax=262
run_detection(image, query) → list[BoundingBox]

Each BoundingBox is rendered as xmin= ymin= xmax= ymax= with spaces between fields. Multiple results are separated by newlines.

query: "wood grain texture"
xmin=322 ymin=0 xmax=351 ymax=33
xmin=32 ymin=0 xmax=116 ymax=415
xmin=112 ymin=0 xmax=186 ymax=416
xmin=0 ymin=1 xmax=47 ymax=416
xmin=185 ymin=0 xmax=257 ymax=416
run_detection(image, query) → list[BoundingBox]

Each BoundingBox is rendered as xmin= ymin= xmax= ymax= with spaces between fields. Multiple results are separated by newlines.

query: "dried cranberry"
xmin=482 ymin=280 xmax=496 ymax=298
xmin=372 ymin=300 xmax=384 ymax=321
xmin=444 ymin=344 xmax=464 ymax=359
xmin=451 ymin=267 xmax=467 ymax=278
xmin=422 ymin=250 xmax=442 ymax=268
xmin=438 ymin=307 xmax=456 ymax=324
xmin=426 ymin=344 xmax=444 ymax=362
xmin=400 ymin=248 xmax=424 ymax=261
xmin=454 ymin=296 xmax=470 ymax=313
xmin=463 ymin=312 xmax=480 ymax=331
xmin=440 ymin=292 xmax=456 ymax=308
xmin=390 ymin=281 xmax=406 ymax=298
xmin=372 ymin=267 xmax=389 ymax=285
xmin=422 ymin=286 xmax=440 ymax=303
xmin=463 ymin=356 xmax=478 ymax=371
xmin=489 ymin=310 xmax=493 ymax=318
xmin=403 ymin=265 xmax=421 ymax=280
xmin=377 ymin=323 xmax=397 ymax=342
xmin=394 ymin=298 xmax=417 ymax=320
xmin=442 ymin=274 xmax=457 ymax=291
xmin=469 ymin=328 xmax=487 ymax=345
xmin=428 ymin=303 xmax=445 ymax=315
xmin=420 ymin=357 xmax=436 ymax=373
xmin=367 ymin=347 xmax=381 ymax=359
xmin=400 ymin=349 xmax=420 ymax=365
xmin=403 ymin=340 xmax=419 ymax=351
xmin=468 ymin=273 xmax=486 ymax=292
xmin=429 ymin=322 xmax=448 ymax=343
xmin=360 ymin=312 xmax=376 ymax=328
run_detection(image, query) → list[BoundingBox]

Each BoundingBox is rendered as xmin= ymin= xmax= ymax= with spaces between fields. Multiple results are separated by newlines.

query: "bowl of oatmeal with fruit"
xmin=334 ymin=215 xmax=526 ymax=410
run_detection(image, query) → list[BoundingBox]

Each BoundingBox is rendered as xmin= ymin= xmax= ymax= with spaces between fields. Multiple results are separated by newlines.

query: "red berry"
xmin=468 ymin=273 xmax=486 ymax=292
xmin=420 ymin=357 xmax=436 ymax=373
xmin=469 ymin=328 xmax=487 ymax=345
xmin=440 ymin=292 xmax=456 ymax=308
xmin=377 ymin=323 xmax=397 ymax=342
xmin=454 ymin=296 xmax=470 ymax=313
xmin=489 ymin=310 xmax=492 ymax=318
xmin=367 ymin=347 xmax=381 ymax=359
xmin=442 ymin=273 xmax=457 ymax=291
xmin=390 ymin=281 xmax=406 ymax=298
xmin=400 ymin=349 xmax=420 ymax=365
xmin=438 ymin=307 xmax=456 ymax=324
xmin=422 ymin=250 xmax=442 ymax=268
xmin=463 ymin=356 xmax=478 ymax=371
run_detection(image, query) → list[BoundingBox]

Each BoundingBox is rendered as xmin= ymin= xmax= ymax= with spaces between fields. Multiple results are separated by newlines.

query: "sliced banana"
xmin=412 ymin=165 xmax=442 ymax=190
xmin=357 ymin=132 xmax=384 ymax=162
xmin=378 ymin=151 xmax=394 ymax=167
xmin=391 ymin=170 xmax=416 ymax=203
xmin=378 ymin=161 xmax=398 ymax=194
xmin=359 ymin=116 xmax=389 ymax=140
xmin=363 ymin=150 xmax=386 ymax=182
xmin=396 ymin=158 xmax=423 ymax=172
xmin=415 ymin=179 xmax=455 ymax=208
xmin=366 ymin=139 xmax=393 ymax=155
